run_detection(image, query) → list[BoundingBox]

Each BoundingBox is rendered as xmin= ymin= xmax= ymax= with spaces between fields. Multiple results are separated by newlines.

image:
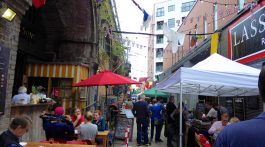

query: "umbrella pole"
xmin=105 ymin=86 xmax=108 ymax=106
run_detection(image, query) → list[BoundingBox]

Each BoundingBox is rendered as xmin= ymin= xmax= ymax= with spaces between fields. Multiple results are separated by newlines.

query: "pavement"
xmin=113 ymin=120 xmax=177 ymax=147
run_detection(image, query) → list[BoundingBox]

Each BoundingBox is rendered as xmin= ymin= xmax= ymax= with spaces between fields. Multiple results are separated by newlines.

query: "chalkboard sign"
xmin=115 ymin=114 xmax=134 ymax=141
xmin=0 ymin=45 xmax=10 ymax=115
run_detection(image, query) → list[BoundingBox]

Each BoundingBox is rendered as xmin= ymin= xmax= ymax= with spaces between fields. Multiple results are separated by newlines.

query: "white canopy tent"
xmin=157 ymin=54 xmax=261 ymax=147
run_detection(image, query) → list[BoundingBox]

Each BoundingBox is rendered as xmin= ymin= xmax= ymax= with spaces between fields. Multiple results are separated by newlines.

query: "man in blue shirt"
xmin=132 ymin=94 xmax=149 ymax=146
xmin=149 ymin=98 xmax=165 ymax=142
xmin=215 ymin=67 xmax=265 ymax=147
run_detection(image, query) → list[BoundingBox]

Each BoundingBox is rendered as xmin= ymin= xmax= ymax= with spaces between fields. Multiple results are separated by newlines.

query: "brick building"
xmin=0 ymin=0 xmax=121 ymax=133
xmin=163 ymin=0 xmax=253 ymax=72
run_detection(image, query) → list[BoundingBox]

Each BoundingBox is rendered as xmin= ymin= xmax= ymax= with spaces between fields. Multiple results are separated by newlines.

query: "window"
xmin=181 ymin=1 xmax=195 ymax=12
xmin=156 ymin=62 xmax=163 ymax=73
xmin=156 ymin=48 xmax=163 ymax=58
xmin=168 ymin=5 xmax=175 ymax=12
xmin=203 ymin=16 xmax=208 ymax=38
xmin=239 ymin=0 xmax=245 ymax=11
xmin=156 ymin=7 xmax=164 ymax=17
xmin=168 ymin=18 xmax=175 ymax=28
xmin=214 ymin=4 xmax=218 ymax=31
xmin=157 ymin=21 xmax=164 ymax=30
xmin=156 ymin=35 xmax=164 ymax=44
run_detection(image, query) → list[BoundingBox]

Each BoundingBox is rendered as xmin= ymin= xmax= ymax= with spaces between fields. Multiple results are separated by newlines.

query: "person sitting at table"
xmin=12 ymin=86 xmax=30 ymax=105
xmin=79 ymin=111 xmax=98 ymax=144
xmin=71 ymin=108 xmax=85 ymax=128
xmin=208 ymin=112 xmax=230 ymax=139
xmin=0 ymin=116 xmax=31 ymax=147
xmin=93 ymin=110 xmax=107 ymax=131
xmin=40 ymin=106 xmax=74 ymax=143
xmin=93 ymin=110 xmax=107 ymax=144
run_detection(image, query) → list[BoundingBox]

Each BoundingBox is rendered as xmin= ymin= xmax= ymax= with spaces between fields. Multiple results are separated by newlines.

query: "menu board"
xmin=0 ymin=46 xmax=10 ymax=115
xmin=115 ymin=114 xmax=134 ymax=141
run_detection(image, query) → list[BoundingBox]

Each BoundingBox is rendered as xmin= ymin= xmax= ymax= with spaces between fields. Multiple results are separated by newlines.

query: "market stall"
xmin=24 ymin=63 xmax=89 ymax=109
xmin=157 ymin=54 xmax=260 ymax=146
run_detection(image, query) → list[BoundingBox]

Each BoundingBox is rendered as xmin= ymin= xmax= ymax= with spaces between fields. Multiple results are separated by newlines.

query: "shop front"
xmin=24 ymin=63 xmax=89 ymax=112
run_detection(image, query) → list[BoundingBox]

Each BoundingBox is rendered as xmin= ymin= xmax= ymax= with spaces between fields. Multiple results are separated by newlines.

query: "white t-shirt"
xmin=207 ymin=108 xmax=217 ymax=118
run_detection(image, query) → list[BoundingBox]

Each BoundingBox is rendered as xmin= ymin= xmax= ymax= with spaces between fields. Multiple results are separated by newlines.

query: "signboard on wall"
xmin=0 ymin=45 xmax=10 ymax=115
xmin=228 ymin=2 xmax=265 ymax=64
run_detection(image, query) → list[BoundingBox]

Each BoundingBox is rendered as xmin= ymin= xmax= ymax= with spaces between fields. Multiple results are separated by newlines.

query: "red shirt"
xmin=71 ymin=115 xmax=85 ymax=128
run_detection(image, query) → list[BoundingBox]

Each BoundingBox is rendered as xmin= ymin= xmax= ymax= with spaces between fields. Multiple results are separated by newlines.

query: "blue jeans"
xmin=136 ymin=118 xmax=149 ymax=144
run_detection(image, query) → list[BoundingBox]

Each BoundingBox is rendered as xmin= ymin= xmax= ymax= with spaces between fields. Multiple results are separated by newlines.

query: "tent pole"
xmin=180 ymin=82 xmax=183 ymax=147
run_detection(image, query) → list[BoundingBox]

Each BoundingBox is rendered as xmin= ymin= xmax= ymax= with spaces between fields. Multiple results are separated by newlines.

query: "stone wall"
xmin=0 ymin=0 xmax=31 ymax=132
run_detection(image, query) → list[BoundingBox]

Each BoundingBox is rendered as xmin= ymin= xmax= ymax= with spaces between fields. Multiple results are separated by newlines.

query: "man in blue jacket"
xmin=149 ymin=98 xmax=165 ymax=142
xmin=215 ymin=67 xmax=265 ymax=147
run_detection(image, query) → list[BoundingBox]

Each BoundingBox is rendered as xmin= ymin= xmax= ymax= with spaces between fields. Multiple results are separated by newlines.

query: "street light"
xmin=1 ymin=8 xmax=16 ymax=21
xmin=0 ymin=2 xmax=16 ymax=22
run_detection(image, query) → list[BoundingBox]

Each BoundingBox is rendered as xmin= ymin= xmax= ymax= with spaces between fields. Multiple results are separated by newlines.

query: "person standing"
xmin=166 ymin=96 xmax=176 ymax=147
xmin=12 ymin=86 xmax=30 ymax=105
xmin=0 ymin=116 xmax=31 ymax=147
xmin=215 ymin=67 xmax=265 ymax=146
xmin=149 ymin=99 xmax=164 ymax=142
xmin=132 ymin=94 xmax=149 ymax=146
xmin=71 ymin=108 xmax=85 ymax=128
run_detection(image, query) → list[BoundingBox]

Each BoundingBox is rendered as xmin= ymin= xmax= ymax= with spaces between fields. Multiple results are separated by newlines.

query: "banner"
xmin=210 ymin=33 xmax=219 ymax=55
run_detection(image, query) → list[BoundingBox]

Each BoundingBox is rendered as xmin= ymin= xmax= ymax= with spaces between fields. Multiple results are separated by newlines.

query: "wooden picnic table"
xmin=24 ymin=142 xmax=96 ymax=147
xmin=97 ymin=131 xmax=109 ymax=147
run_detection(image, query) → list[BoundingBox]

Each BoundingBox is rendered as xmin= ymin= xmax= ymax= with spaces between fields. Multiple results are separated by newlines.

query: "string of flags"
xmin=131 ymin=0 xmax=151 ymax=30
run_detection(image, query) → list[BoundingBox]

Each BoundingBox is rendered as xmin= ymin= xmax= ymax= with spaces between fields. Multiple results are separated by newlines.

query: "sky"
xmin=115 ymin=0 xmax=164 ymax=79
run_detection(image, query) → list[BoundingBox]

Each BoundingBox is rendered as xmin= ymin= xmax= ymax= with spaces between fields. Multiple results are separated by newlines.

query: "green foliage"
xmin=31 ymin=86 xmax=39 ymax=94
xmin=111 ymin=40 xmax=125 ymax=58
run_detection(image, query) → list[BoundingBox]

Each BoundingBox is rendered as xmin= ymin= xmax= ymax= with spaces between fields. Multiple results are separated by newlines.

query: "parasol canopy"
xmin=144 ymin=87 xmax=169 ymax=98
xmin=74 ymin=70 xmax=140 ymax=87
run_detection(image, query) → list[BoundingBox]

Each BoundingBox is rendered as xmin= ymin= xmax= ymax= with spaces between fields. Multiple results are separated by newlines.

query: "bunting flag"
xmin=131 ymin=0 xmax=151 ymax=30
xmin=210 ymin=33 xmax=219 ymax=54
xmin=163 ymin=23 xmax=185 ymax=53
xmin=190 ymin=35 xmax=204 ymax=47
xmin=32 ymin=0 xmax=46 ymax=9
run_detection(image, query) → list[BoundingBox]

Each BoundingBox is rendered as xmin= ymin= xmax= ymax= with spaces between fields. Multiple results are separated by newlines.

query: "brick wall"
xmin=0 ymin=0 xmax=31 ymax=132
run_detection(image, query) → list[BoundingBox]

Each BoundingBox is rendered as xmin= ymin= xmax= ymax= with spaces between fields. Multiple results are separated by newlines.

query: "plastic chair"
xmin=66 ymin=141 xmax=87 ymax=145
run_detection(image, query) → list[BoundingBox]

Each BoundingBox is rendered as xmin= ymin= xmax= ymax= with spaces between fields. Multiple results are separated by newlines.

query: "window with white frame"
xmin=168 ymin=5 xmax=175 ymax=12
xmin=156 ymin=7 xmax=164 ymax=17
xmin=214 ymin=4 xmax=218 ymax=31
xmin=157 ymin=21 xmax=164 ymax=30
xmin=168 ymin=18 xmax=175 ymax=28
xmin=156 ymin=62 xmax=163 ymax=73
xmin=203 ymin=16 xmax=208 ymax=38
xmin=156 ymin=35 xmax=164 ymax=44
xmin=238 ymin=0 xmax=245 ymax=11
xmin=156 ymin=48 xmax=163 ymax=58
xmin=181 ymin=1 xmax=195 ymax=12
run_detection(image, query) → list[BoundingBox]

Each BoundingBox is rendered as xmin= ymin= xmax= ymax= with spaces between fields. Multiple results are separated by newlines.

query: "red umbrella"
xmin=74 ymin=70 xmax=140 ymax=104
xmin=74 ymin=70 xmax=140 ymax=86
